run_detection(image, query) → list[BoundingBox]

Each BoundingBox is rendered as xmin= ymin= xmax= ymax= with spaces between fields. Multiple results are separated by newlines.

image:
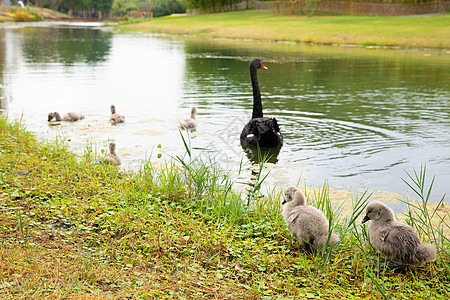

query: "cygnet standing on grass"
xmin=101 ymin=142 xmax=121 ymax=165
xmin=179 ymin=107 xmax=197 ymax=130
xmin=282 ymin=186 xmax=339 ymax=251
xmin=362 ymin=201 xmax=436 ymax=266
xmin=110 ymin=105 xmax=125 ymax=123
xmin=48 ymin=112 xmax=85 ymax=122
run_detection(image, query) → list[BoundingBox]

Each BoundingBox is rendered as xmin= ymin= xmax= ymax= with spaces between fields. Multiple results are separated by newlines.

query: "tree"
xmin=111 ymin=0 xmax=185 ymax=17
xmin=55 ymin=0 xmax=113 ymax=16
xmin=59 ymin=0 xmax=91 ymax=15
xmin=92 ymin=0 xmax=114 ymax=13
xmin=184 ymin=0 xmax=242 ymax=12
xmin=112 ymin=0 xmax=140 ymax=13
xmin=146 ymin=0 xmax=185 ymax=17
xmin=34 ymin=0 xmax=63 ymax=10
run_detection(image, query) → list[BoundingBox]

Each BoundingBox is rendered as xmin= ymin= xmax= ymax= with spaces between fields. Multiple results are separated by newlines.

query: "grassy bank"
xmin=0 ymin=116 xmax=449 ymax=299
xmin=0 ymin=5 xmax=70 ymax=22
xmin=115 ymin=11 xmax=450 ymax=49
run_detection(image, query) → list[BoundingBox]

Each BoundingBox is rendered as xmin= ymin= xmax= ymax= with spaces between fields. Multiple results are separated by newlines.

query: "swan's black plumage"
xmin=240 ymin=59 xmax=283 ymax=148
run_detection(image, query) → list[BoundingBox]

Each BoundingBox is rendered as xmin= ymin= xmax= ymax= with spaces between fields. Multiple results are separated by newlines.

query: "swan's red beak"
xmin=260 ymin=62 xmax=268 ymax=70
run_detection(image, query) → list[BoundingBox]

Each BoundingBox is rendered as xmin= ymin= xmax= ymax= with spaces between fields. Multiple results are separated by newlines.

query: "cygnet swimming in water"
xmin=179 ymin=107 xmax=197 ymax=130
xmin=48 ymin=112 xmax=85 ymax=122
xmin=110 ymin=105 xmax=125 ymax=123
xmin=101 ymin=142 xmax=121 ymax=165
xmin=362 ymin=201 xmax=436 ymax=266
xmin=282 ymin=186 xmax=339 ymax=251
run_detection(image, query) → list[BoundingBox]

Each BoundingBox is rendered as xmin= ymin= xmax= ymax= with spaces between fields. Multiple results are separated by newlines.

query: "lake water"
xmin=1 ymin=22 xmax=449 ymax=203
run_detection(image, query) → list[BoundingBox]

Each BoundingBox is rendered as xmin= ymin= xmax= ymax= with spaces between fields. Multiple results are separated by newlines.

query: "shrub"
xmin=13 ymin=8 xmax=43 ymax=22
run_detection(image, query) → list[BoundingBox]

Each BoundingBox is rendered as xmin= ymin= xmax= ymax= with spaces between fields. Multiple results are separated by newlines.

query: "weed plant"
xmin=0 ymin=116 xmax=449 ymax=299
xmin=401 ymin=165 xmax=450 ymax=273
xmin=11 ymin=7 xmax=43 ymax=22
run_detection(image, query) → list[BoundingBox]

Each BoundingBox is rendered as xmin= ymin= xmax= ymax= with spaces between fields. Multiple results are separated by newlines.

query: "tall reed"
xmin=401 ymin=165 xmax=449 ymax=270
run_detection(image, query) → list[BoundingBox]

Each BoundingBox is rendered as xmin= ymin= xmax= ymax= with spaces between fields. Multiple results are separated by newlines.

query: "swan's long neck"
xmin=250 ymin=65 xmax=263 ymax=119
xmin=109 ymin=144 xmax=116 ymax=155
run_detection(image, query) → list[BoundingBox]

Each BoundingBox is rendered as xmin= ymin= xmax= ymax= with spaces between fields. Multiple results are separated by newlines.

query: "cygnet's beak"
xmin=362 ymin=215 xmax=370 ymax=223
xmin=282 ymin=199 xmax=287 ymax=205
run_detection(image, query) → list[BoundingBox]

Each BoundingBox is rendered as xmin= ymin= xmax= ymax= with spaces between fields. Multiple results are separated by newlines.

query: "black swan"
xmin=110 ymin=105 xmax=125 ymax=123
xmin=240 ymin=59 xmax=283 ymax=149
xmin=48 ymin=112 xmax=85 ymax=122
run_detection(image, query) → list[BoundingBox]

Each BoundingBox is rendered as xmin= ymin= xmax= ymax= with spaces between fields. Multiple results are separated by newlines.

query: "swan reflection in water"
xmin=242 ymin=143 xmax=282 ymax=164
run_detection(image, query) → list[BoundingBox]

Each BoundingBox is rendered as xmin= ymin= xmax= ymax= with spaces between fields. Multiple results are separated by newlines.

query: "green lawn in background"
xmin=116 ymin=11 xmax=450 ymax=49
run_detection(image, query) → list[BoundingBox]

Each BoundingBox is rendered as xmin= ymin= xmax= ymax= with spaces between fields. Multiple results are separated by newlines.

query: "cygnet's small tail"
xmin=316 ymin=233 xmax=339 ymax=249
xmin=329 ymin=233 xmax=339 ymax=246
xmin=415 ymin=243 xmax=436 ymax=264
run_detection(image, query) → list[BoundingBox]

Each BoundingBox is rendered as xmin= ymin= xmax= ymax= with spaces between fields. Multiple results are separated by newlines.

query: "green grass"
xmin=115 ymin=11 xmax=450 ymax=49
xmin=0 ymin=115 xmax=449 ymax=299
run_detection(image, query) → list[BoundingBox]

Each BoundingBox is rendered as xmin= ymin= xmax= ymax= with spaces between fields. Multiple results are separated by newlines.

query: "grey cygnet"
xmin=110 ymin=105 xmax=125 ymax=123
xmin=101 ymin=142 xmax=121 ymax=165
xmin=362 ymin=201 xmax=436 ymax=266
xmin=179 ymin=107 xmax=197 ymax=130
xmin=282 ymin=186 xmax=339 ymax=251
xmin=48 ymin=112 xmax=85 ymax=122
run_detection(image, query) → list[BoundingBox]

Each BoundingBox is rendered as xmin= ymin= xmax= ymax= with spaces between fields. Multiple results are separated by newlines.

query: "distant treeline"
xmin=184 ymin=0 xmax=242 ymax=12
xmin=21 ymin=0 xmax=450 ymax=17
xmin=26 ymin=0 xmax=185 ymax=17
xmin=184 ymin=0 xmax=449 ymax=15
